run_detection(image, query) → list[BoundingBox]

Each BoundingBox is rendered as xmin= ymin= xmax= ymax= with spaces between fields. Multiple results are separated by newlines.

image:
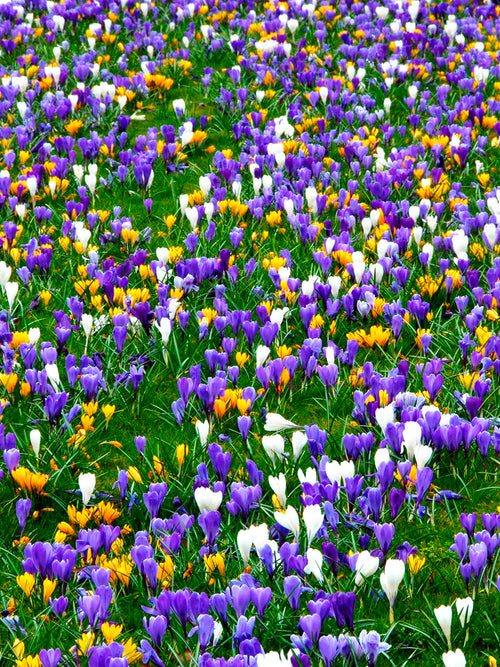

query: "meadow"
xmin=0 ymin=0 xmax=499 ymax=665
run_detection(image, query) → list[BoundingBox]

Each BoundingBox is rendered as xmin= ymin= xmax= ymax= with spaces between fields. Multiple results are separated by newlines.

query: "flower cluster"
xmin=0 ymin=0 xmax=500 ymax=665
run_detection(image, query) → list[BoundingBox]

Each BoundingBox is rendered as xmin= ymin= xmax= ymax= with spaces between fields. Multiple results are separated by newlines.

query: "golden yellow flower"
xmin=95 ymin=501 xmax=121 ymax=525
xmin=0 ymin=372 xmax=18 ymax=392
xmin=176 ymin=444 xmax=189 ymax=466
xmin=65 ymin=119 xmax=83 ymax=136
xmin=42 ymin=578 xmax=57 ymax=603
xmin=11 ymin=332 xmax=30 ymax=347
xmin=276 ymin=345 xmax=292 ymax=359
xmin=235 ymin=352 xmax=250 ymax=368
xmin=77 ymin=632 xmax=95 ymax=656
xmin=12 ymin=467 xmax=49 ymax=494
xmin=214 ymin=398 xmax=227 ymax=419
xmin=82 ymin=401 xmax=99 ymax=416
xmin=204 ymin=552 xmax=225 ymax=580
xmin=13 ymin=639 xmax=25 ymax=660
xmin=16 ymin=655 xmax=42 ymax=667
xmin=127 ymin=466 xmax=142 ymax=483
xmin=39 ymin=290 xmax=52 ymax=306
xmin=17 ymin=573 xmax=35 ymax=597
xmin=101 ymin=622 xmax=123 ymax=644
xmin=158 ymin=556 xmax=174 ymax=583
xmin=459 ymin=372 xmax=480 ymax=392
xmin=407 ymin=554 xmax=426 ymax=575
xmin=236 ymin=398 xmax=251 ymax=415
xmin=122 ymin=638 xmax=142 ymax=663
xmin=102 ymin=404 xmax=116 ymax=422
xmin=347 ymin=325 xmax=392 ymax=349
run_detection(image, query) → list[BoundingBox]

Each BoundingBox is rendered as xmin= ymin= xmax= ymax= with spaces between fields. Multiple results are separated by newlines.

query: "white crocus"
xmin=195 ymin=420 xmax=210 ymax=447
xmin=186 ymin=207 xmax=198 ymax=230
xmin=374 ymin=448 xmax=391 ymax=470
xmin=375 ymin=404 xmax=395 ymax=434
xmin=268 ymin=473 xmax=287 ymax=507
xmin=79 ymin=472 xmax=96 ymax=506
xmin=325 ymin=459 xmax=355 ymax=485
xmin=303 ymin=504 xmax=324 ymax=546
xmin=237 ymin=523 xmax=269 ymax=565
xmin=179 ymin=193 xmax=189 ymax=216
xmin=354 ymin=551 xmax=379 ymax=587
xmin=298 ymin=467 xmax=318 ymax=486
xmin=30 ymin=429 xmax=41 ymax=457
xmin=81 ymin=313 xmax=93 ymax=339
xmin=325 ymin=460 xmax=342 ymax=485
xmin=256 ymin=345 xmax=271 ymax=367
xmin=434 ymin=605 xmax=453 ymax=650
xmin=84 ymin=171 xmax=97 ymax=197
xmin=340 ymin=460 xmax=355 ymax=482
xmin=29 ymin=327 xmax=41 ymax=346
xmin=262 ymin=434 xmax=285 ymax=464
xmin=199 ymin=175 xmax=211 ymax=195
xmin=402 ymin=421 xmax=422 ymax=460
xmin=415 ymin=444 xmax=433 ymax=470
xmin=73 ymin=164 xmax=84 ymax=184
xmin=213 ymin=620 xmax=223 ymax=646
xmin=304 ymin=548 xmax=323 ymax=582
xmin=442 ymin=649 xmax=466 ymax=667
xmin=274 ymin=506 xmax=300 ymax=541
xmin=45 ymin=363 xmax=61 ymax=391
xmin=5 ymin=282 xmax=18 ymax=311
xmin=156 ymin=318 xmax=172 ymax=347
xmin=455 ymin=597 xmax=473 ymax=627
xmin=237 ymin=527 xmax=255 ymax=565
xmin=194 ymin=487 xmax=223 ymax=512
xmin=291 ymin=431 xmax=307 ymax=460
xmin=172 ymin=98 xmax=186 ymax=115
xmin=380 ymin=559 xmax=405 ymax=623
xmin=265 ymin=412 xmax=298 ymax=431
xmin=483 ymin=223 xmax=498 ymax=249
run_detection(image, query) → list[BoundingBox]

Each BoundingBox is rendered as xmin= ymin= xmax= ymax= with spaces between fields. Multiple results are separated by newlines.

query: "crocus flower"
xmin=304 ymin=548 xmax=324 ymax=583
xmin=194 ymin=487 xmax=223 ymax=512
xmin=380 ymin=559 xmax=405 ymax=624
xmin=39 ymin=648 xmax=62 ymax=667
xmin=16 ymin=498 xmax=31 ymax=535
xmin=274 ymin=506 xmax=300 ymax=541
xmin=358 ymin=630 xmax=391 ymax=665
xmin=442 ymin=649 xmax=466 ymax=667
xmin=196 ymin=420 xmax=210 ymax=447
xmin=30 ymin=429 xmax=41 ymax=457
xmin=354 ymin=551 xmax=379 ymax=587
xmin=262 ymin=434 xmax=285 ymax=464
xmin=455 ymin=597 xmax=473 ymax=627
xmin=79 ymin=472 xmax=96 ymax=506
xmin=264 ymin=412 xmax=299 ymax=431
xmin=268 ymin=473 xmax=287 ymax=507
xmin=434 ymin=605 xmax=453 ymax=650
xmin=303 ymin=504 xmax=324 ymax=546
